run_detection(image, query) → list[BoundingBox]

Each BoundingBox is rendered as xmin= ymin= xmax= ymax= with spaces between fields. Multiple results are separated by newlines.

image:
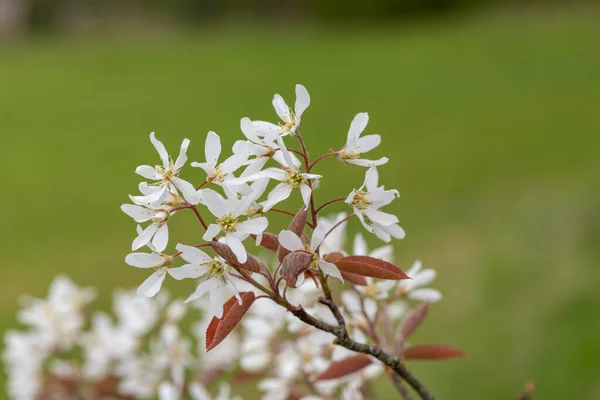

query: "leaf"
xmin=315 ymin=354 xmax=373 ymax=380
xmin=335 ymin=256 xmax=409 ymax=280
xmin=281 ymin=251 xmax=313 ymax=288
xmin=206 ymin=292 xmax=255 ymax=351
xmin=278 ymin=207 xmax=308 ymax=262
xmin=322 ymin=252 xmax=345 ymax=263
xmin=341 ymin=271 xmax=368 ymax=286
xmin=211 ymin=241 xmax=269 ymax=276
xmin=252 ymin=232 xmax=279 ymax=252
xmin=399 ymin=303 xmax=429 ymax=342
xmin=403 ymin=345 xmax=466 ymax=360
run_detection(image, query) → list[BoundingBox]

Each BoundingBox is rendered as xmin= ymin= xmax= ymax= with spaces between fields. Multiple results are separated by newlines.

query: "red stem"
xmin=322 ymin=213 xmax=355 ymax=242
xmin=315 ymin=197 xmax=347 ymax=214
xmin=309 ymin=152 xmax=338 ymax=170
xmin=191 ymin=205 xmax=208 ymax=230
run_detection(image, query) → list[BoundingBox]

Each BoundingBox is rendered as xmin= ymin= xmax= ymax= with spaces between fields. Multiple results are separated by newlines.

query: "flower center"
xmin=365 ymin=284 xmax=381 ymax=297
xmin=156 ymin=160 xmax=177 ymax=183
xmin=206 ymin=260 xmax=226 ymax=279
xmin=340 ymin=147 xmax=360 ymax=160
xmin=351 ymin=191 xmax=372 ymax=210
xmin=217 ymin=215 xmax=238 ymax=233
xmin=278 ymin=112 xmax=297 ymax=135
xmin=284 ymin=170 xmax=305 ymax=188
xmin=208 ymin=165 xmax=226 ymax=183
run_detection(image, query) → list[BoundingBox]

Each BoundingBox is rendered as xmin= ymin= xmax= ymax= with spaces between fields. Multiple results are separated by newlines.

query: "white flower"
xmin=191 ymin=131 xmax=248 ymax=186
xmin=175 ymin=244 xmax=242 ymax=318
xmin=234 ymin=117 xmax=302 ymax=178
xmin=338 ymin=113 xmax=388 ymax=167
xmin=396 ymin=260 xmax=442 ymax=303
xmin=346 ymin=166 xmax=404 ymax=241
xmin=3 ymin=331 xmax=46 ymax=400
xmin=113 ymin=289 xmax=163 ymax=335
xmin=317 ymin=212 xmax=349 ymax=255
xmin=190 ymin=382 xmax=242 ymax=400
xmin=234 ymin=140 xmax=320 ymax=211
xmin=340 ymin=290 xmax=377 ymax=330
xmin=156 ymin=324 xmax=193 ymax=387
xmin=278 ymin=224 xmax=344 ymax=285
xmin=253 ymin=84 xmax=310 ymax=139
xmin=125 ymin=251 xmax=194 ymax=297
xmin=122 ymin=207 xmax=171 ymax=252
xmin=201 ymin=190 xmax=268 ymax=263
xmin=158 ymin=381 xmax=180 ymax=400
xmin=134 ymin=132 xmax=198 ymax=205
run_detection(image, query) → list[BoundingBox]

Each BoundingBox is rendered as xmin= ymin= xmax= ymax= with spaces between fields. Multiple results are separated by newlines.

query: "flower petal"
xmin=310 ymin=224 xmax=327 ymax=251
xmin=152 ymin=223 xmax=169 ymax=252
xmin=137 ymin=270 xmax=166 ymax=297
xmin=202 ymin=224 xmax=222 ymax=241
xmin=294 ymin=84 xmax=310 ymax=118
xmin=272 ymin=94 xmax=291 ymax=121
xmin=125 ymin=252 xmax=164 ymax=268
xmin=356 ymin=134 xmax=381 ymax=154
xmin=209 ymin=283 xmax=225 ymax=318
xmin=364 ymin=208 xmax=399 ymax=225
xmin=205 ymin=131 xmax=221 ymax=166
xmin=202 ymin=189 xmax=227 ymax=218
xmin=121 ymin=204 xmax=153 ymax=223
xmin=135 ymin=165 xmax=161 ymax=180
xmin=185 ymin=279 xmax=213 ymax=303
xmin=237 ymin=217 xmax=268 ymax=235
xmin=352 ymin=233 xmax=368 ymax=256
xmin=226 ymin=234 xmax=248 ymax=263
xmin=278 ymin=230 xmax=303 ymax=251
xmin=318 ymin=260 xmax=344 ymax=282
xmin=240 ymin=117 xmax=261 ymax=143
xmin=174 ymin=138 xmax=190 ymax=170
xmin=150 ymin=132 xmax=169 ymax=167
xmin=409 ymin=288 xmax=442 ymax=303
xmin=132 ymin=224 xmax=159 ymax=250
xmin=299 ymin=184 xmax=312 ymax=206
xmin=175 ymin=244 xmax=211 ymax=264
xmin=348 ymin=112 xmax=368 ymax=143
xmin=168 ymin=264 xmax=208 ymax=280
xmin=262 ymin=183 xmax=292 ymax=211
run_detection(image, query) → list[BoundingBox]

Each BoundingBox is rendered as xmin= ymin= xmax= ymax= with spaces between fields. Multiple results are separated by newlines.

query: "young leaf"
xmin=403 ymin=344 xmax=466 ymax=360
xmin=281 ymin=251 xmax=313 ymax=288
xmin=252 ymin=232 xmax=280 ymax=252
xmin=399 ymin=303 xmax=429 ymax=341
xmin=315 ymin=354 xmax=373 ymax=380
xmin=322 ymin=252 xmax=345 ymax=263
xmin=211 ymin=241 xmax=269 ymax=276
xmin=335 ymin=255 xmax=409 ymax=280
xmin=341 ymin=271 xmax=368 ymax=286
xmin=206 ymin=292 xmax=255 ymax=352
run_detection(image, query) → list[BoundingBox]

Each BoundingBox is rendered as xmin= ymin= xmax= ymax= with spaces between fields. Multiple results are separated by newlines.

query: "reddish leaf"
xmin=335 ymin=256 xmax=409 ymax=280
xmin=211 ymin=241 xmax=269 ymax=276
xmin=281 ymin=251 xmax=313 ymax=288
xmin=399 ymin=303 xmax=430 ymax=342
xmin=341 ymin=271 xmax=368 ymax=286
xmin=277 ymin=207 xmax=308 ymax=262
xmin=403 ymin=345 xmax=466 ymax=360
xmin=315 ymin=354 xmax=373 ymax=380
xmin=206 ymin=292 xmax=255 ymax=351
xmin=252 ymin=232 xmax=280 ymax=252
xmin=323 ymin=252 xmax=345 ymax=263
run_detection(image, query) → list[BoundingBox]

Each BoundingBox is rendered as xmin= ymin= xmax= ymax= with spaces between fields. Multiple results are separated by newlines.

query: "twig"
xmin=315 ymin=197 xmax=347 ymax=214
xmin=390 ymin=371 xmax=414 ymax=400
xmin=308 ymin=151 xmax=338 ymax=170
xmin=515 ymin=381 xmax=535 ymax=400
xmin=191 ymin=205 xmax=208 ymax=230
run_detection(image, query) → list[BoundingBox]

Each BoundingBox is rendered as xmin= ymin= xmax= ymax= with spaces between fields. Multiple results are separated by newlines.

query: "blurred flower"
xmin=126 ymin=250 xmax=194 ymax=297
xmin=396 ymin=260 xmax=442 ymax=303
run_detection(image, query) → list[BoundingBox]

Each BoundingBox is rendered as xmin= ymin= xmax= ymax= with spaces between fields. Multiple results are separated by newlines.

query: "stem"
xmin=390 ymin=372 xmax=414 ymax=400
xmin=308 ymin=152 xmax=338 ymax=170
xmin=275 ymin=147 xmax=306 ymax=160
xmin=315 ymin=197 xmax=346 ymax=214
xmin=191 ymin=206 xmax=208 ymax=230
xmin=195 ymin=180 xmax=208 ymax=190
xmin=322 ymin=213 xmax=355 ymax=242
xmin=296 ymin=133 xmax=318 ymax=227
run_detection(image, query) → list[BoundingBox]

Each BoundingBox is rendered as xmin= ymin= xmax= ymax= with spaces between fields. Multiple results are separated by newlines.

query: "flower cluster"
xmin=5 ymin=84 xmax=464 ymax=400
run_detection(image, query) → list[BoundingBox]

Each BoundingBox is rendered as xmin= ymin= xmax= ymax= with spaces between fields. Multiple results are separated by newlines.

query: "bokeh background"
xmin=1 ymin=0 xmax=599 ymax=399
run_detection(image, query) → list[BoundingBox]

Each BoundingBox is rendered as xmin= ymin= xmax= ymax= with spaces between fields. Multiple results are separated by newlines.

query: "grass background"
xmin=1 ymin=5 xmax=599 ymax=399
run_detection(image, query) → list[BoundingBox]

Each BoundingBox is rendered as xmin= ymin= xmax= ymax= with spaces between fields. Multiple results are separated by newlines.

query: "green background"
xmin=1 ymin=5 xmax=599 ymax=399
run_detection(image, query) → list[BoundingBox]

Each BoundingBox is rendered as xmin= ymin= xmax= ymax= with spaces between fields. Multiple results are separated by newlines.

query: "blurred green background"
xmin=1 ymin=1 xmax=600 ymax=399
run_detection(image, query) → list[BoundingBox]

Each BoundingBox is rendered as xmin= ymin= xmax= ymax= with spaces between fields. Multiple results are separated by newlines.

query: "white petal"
xmin=364 ymin=166 xmax=379 ymax=192
xmin=409 ymin=288 xmax=442 ymax=303
xmin=276 ymin=136 xmax=295 ymax=169
xmin=203 ymin=224 xmax=222 ymax=241
xmin=252 ymin=120 xmax=280 ymax=137
xmin=310 ymin=224 xmax=327 ymax=250
xmin=185 ymin=279 xmax=213 ymax=303
xmin=348 ymin=112 xmax=369 ymax=143
xmin=412 ymin=269 xmax=437 ymax=288
xmin=202 ymin=189 xmax=227 ymax=218
xmin=354 ymin=209 xmax=374 ymax=233
xmin=132 ymin=224 xmax=159 ymax=250
xmin=226 ymin=234 xmax=247 ymax=263
xmin=352 ymin=233 xmax=368 ymax=256
xmin=175 ymin=244 xmax=211 ymax=264
xmin=171 ymin=177 xmax=201 ymax=205
xmin=240 ymin=117 xmax=261 ymax=143
xmin=237 ymin=217 xmax=268 ymax=235
xmin=221 ymin=152 xmax=248 ymax=174
xmin=369 ymin=245 xmax=394 ymax=262
xmin=209 ymin=283 xmax=225 ymax=318
xmin=125 ymin=252 xmax=164 ymax=268
xmin=150 ymin=132 xmax=169 ymax=167
xmin=262 ymin=183 xmax=292 ymax=211
xmin=364 ymin=208 xmax=399 ymax=225
xmin=273 ymin=148 xmax=301 ymax=169
xmin=294 ymin=84 xmax=310 ymax=117
xmin=278 ymin=230 xmax=303 ymax=252
xmin=168 ymin=264 xmax=208 ymax=280
xmin=152 ymin=223 xmax=169 ymax=252
xmin=205 ymin=131 xmax=222 ymax=166
xmin=299 ymin=184 xmax=312 ymax=206
xmin=272 ymin=94 xmax=291 ymax=121
xmin=174 ymin=138 xmax=190 ymax=170
xmin=189 ymin=383 xmax=211 ymax=400
xmin=295 ymin=272 xmax=305 ymax=287
xmin=121 ymin=204 xmax=153 ymax=223
xmin=191 ymin=161 xmax=211 ymax=174
xmin=135 ymin=165 xmax=161 ymax=180
xmin=318 ymin=260 xmax=344 ymax=282
xmin=347 ymin=157 xmax=389 ymax=167
xmin=356 ymin=134 xmax=381 ymax=154
xmin=158 ymin=381 xmax=179 ymax=400
xmin=406 ymin=260 xmax=423 ymax=277
xmin=137 ymin=270 xmax=166 ymax=297
xmin=384 ymin=222 xmax=406 ymax=239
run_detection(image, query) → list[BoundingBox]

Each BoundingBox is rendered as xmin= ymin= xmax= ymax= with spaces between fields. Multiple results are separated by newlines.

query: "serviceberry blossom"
xmin=134 ymin=132 xmax=198 ymax=205
xmin=396 ymin=260 xmax=442 ymax=303
xmin=191 ymin=131 xmax=248 ymax=186
xmin=338 ymin=112 xmax=389 ymax=167
xmin=278 ymin=224 xmax=344 ymax=285
xmin=346 ymin=166 xmax=405 ymax=242
xmin=253 ymin=84 xmax=310 ymax=139
xmin=202 ymin=190 xmax=269 ymax=263
xmin=175 ymin=244 xmax=241 ymax=318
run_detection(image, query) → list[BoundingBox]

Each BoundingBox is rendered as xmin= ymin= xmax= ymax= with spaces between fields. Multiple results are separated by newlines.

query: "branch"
xmin=389 ymin=371 xmax=414 ymax=400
